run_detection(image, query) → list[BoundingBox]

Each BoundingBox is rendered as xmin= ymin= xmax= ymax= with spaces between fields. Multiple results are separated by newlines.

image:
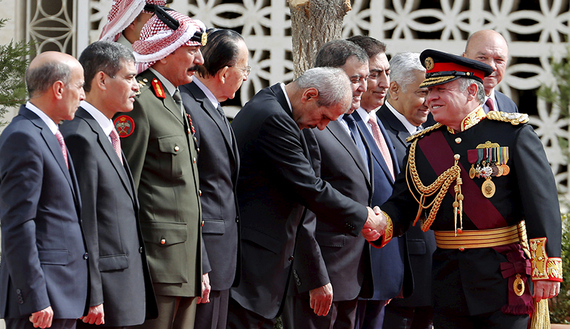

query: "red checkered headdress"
xmin=132 ymin=10 xmax=206 ymax=73
xmin=99 ymin=0 xmax=166 ymax=42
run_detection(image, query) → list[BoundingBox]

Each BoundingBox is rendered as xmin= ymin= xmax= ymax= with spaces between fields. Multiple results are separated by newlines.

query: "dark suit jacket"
xmin=230 ymin=83 xmax=369 ymax=319
xmin=0 ymin=106 xmax=88 ymax=319
xmin=61 ymin=107 xmax=158 ymax=326
xmin=353 ymin=109 xmax=412 ymax=301
xmin=377 ymin=105 xmax=436 ymax=307
xmin=179 ymin=81 xmax=240 ymax=291
xmin=116 ymin=69 xmax=203 ymax=298
xmin=292 ymin=120 xmax=374 ymax=302
xmin=494 ymin=90 xmax=518 ymax=113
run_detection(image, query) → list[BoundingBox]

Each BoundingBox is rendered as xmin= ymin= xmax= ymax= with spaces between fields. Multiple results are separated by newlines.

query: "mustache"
xmin=188 ymin=65 xmax=200 ymax=71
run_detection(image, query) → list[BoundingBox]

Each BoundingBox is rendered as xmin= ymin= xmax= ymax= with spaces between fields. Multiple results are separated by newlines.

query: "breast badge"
xmin=114 ymin=115 xmax=135 ymax=138
xmin=467 ymin=141 xmax=509 ymax=198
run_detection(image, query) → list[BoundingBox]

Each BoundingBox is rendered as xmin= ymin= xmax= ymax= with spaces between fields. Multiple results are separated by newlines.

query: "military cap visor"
xmin=419 ymin=49 xmax=493 ymax=88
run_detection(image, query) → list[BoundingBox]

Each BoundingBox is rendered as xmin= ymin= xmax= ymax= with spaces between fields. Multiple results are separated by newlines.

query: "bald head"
xmin=27 ymin=52 xmax=82 ymax=98
xmin=26 ymin=51 xmax=85 ymax=123
xmin=463 ymin=30 xmax=509 ymax=95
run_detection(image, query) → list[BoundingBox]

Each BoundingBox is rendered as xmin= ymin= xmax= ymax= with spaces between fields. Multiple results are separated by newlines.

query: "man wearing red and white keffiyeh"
xmin=99 ymin=0 xmax=166 ymax=50
xmin=112 ymin=9 xmax=209 ymax=329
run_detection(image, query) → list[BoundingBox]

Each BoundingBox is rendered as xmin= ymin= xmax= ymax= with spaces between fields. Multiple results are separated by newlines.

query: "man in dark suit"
xmin=377 ymin=49 xmax=561 ymax=328
xmin=463 ymin=30 xmax=518 ymax=113
xmin=114 ymin=11 xmax=209 ymax=329
xmin=377 ymin=52 xmax=436 ymax=329
xmin=347 ymin=36 xmax=413 ymax=329
xmin=283 ymin=40 xmax=373 ymax=329
xmin=227 ymin=67 xmax=386 ymax=329
xmin=61 ymin=41 xmax=158 ymax=328
xmin=179 ymin=29 xmax=247 ymax=329
xmin=0 ymin=51 xmax=88 ymax=329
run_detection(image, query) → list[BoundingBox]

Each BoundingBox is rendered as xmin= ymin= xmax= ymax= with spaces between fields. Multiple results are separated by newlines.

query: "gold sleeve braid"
xmin=376 ymin=211 xmax=393 ymax=248
xmin=529 ymin=237 xmax=563 ymax=282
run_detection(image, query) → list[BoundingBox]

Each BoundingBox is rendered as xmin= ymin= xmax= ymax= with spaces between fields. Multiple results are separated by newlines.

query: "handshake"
xmin=361 ymin=206 xmax=387 ymax=242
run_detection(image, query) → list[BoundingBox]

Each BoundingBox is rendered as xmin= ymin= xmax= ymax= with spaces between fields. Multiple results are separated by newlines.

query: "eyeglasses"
xmin=231 ymin=65 xmax=251 ymax=77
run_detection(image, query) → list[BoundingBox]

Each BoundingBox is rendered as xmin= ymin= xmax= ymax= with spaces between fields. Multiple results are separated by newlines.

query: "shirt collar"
xmin=193 ymin=77 xmax=219 ymax=109
xmin=80 ymin=100 xmax=115 ymax=140
xmin=385 ymin=101 xmax=420 ymax=135
xmin=26 ymin=101 xmax=58 ymax=134
xmin=279 ymin=83 xmax=293 ymax=114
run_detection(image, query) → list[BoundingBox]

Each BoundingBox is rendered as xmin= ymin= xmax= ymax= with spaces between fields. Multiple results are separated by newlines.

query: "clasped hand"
xmin=361 ymin=206 xmax=386 ymax=242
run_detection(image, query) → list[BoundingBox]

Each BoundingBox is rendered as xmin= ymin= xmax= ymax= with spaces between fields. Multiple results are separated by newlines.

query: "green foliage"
xmin=0 ymin=18 xmax=33 ymax=127
xmin=538 ymin=49 xmax=570 ymax=323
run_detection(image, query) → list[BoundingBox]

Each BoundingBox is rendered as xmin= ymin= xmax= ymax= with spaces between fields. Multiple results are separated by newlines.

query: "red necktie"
xmin=485 ymin=98 xmax=495 ymax=112
xmin=368 ymin=117 xmax=395 ymax=180
xmin=55 ymin=130 xmax=68 ymax=169
xmin=109 ymin=128 xmax=123 ymax=164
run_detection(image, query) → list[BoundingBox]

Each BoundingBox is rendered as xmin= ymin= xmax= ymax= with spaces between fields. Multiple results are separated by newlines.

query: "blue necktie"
xmin=344 ymin=114 xmax=369 ymax=172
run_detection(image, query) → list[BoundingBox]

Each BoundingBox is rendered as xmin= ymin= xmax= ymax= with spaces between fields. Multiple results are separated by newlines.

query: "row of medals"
xmin=468 ymin=145 xmax=510 ymax=198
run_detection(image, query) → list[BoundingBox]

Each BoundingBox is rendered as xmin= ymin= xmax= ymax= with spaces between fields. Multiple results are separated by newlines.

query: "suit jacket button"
xmin=160 ymin=238 xmax=166 ymax=245
xmin=83 ymin=253 xmax=89 ymax=260
xmin=139 ymin=246 xmax=143 ymax=253
xmin=288 ymin=255 xmax=294 ymax=261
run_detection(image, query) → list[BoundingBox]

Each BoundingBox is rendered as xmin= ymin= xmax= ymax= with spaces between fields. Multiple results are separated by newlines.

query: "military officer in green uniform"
xmin=114 ymin=10 xmax=209 ymax=329
xmin=369 ymin=49 xmax=562 ymax=328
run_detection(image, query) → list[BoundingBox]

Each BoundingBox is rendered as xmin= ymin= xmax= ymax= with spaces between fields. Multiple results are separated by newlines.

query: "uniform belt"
xmin=434 ymin=224 xmax=521 ymax=250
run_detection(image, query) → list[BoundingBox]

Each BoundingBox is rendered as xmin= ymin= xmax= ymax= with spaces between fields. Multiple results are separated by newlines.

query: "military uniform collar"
xmin=446 ymin=106 xmax=486 ymax=134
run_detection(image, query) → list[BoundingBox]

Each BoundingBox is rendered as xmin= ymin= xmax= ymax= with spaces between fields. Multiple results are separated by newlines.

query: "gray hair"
xmin=295 ymin=67 xmax=351 ymax=107
xmin=389 ymin=52 xmax=425 ymax=93
xmin=315 ymin=39 xmax=368 ymax=68
xmin=79 ymin=41 xmax=135 ymax=92
xmin=458 ymin=78 xmax=485 ymax=104
xmin=26 ymin=60 xmax=71 ymax=98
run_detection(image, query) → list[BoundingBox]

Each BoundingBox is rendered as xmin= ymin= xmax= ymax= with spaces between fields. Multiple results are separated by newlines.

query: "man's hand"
xmin=80 ymin=304 xmax=105 ymax=325
xmin=309 ymin=283 xmax=333 ymax=316
xmin=533 ymin=280 xmax=560 ymax=302
xmin=196 ymin=273 xmax=211 ymax=304
xmin=361 ymin=206 xmax=386 ymax=242
xmin=29 ymin=306 xmax=53 ymax=328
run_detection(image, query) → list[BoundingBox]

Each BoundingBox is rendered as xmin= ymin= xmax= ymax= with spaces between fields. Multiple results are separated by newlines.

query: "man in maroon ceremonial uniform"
xmin=372 ymin=49 xmax=562 ymax=328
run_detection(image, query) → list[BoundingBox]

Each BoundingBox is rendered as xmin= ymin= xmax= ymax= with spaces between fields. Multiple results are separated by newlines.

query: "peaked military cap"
xmin=419 ymin=49 xmax=493 ymax=88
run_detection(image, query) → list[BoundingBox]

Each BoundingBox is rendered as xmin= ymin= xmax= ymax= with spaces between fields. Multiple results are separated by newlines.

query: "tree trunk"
xmin=288 ymin=0 xmax=351 ymax=78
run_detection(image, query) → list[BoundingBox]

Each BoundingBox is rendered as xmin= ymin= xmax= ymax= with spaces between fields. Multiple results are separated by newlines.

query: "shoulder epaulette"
xmin=486 ymin=111 xmax=529 ymax=125
xmin=136 ymin=77 xmax=148 ymax=96
xmin=406 ymin=123 xmax=443 ymax=142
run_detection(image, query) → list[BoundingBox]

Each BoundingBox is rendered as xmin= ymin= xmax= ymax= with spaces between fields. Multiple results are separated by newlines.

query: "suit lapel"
xmin=20 ymin=107 xmax=80 ymax=204
xmin=77 ymin=108 xmax=136 ymax=202
xmin=354 ymin=112 xmax=395 ymax=184
xmin=327 ymin=120 xmax=370 ymax=182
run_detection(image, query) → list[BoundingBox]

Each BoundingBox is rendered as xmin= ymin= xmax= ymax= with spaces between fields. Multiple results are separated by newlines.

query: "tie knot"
xmin=343 ymin=114 xmax=354 ymax=122
xmin=485 ymin=97 xmax=495 ymax=112
xmin=368 ymin=116 xmax=378 ymax=127
xmin=172 ymin=89 xmax=182 ymax=103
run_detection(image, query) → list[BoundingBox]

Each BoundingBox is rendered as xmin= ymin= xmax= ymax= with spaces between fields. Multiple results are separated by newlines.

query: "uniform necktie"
xmin=368 ymin=116 xmax=395 ymax=180
xmin=172 ymin=89 xmax=185 ymax=117
xmin=344 ymin=114 xmax=369 ymax=173
xmin=485 ymin=97 xmax=495 ymax=113
xmin=109 ymin=128 xmax=123 ymax=164
xmin=55 ymin=130 xmax=69 ymax=169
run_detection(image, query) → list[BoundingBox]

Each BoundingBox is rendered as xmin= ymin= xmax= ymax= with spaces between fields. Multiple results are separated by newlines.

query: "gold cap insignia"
xmin=425 ymin=57 xmax=434 ymax=71
xmin=201 ymin=32 xmax=208 ymax=46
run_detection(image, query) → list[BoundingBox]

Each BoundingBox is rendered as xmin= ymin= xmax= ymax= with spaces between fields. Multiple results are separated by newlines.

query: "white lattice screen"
xmin=84 ymin=0 xmax=570 ymax=204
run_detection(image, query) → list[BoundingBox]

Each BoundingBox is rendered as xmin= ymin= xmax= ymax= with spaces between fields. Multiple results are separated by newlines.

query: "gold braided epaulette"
xmin=406 ymin=123 xmax=443 ymax=143
xmin=486 ymin=111 xmax=529 ymax=125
